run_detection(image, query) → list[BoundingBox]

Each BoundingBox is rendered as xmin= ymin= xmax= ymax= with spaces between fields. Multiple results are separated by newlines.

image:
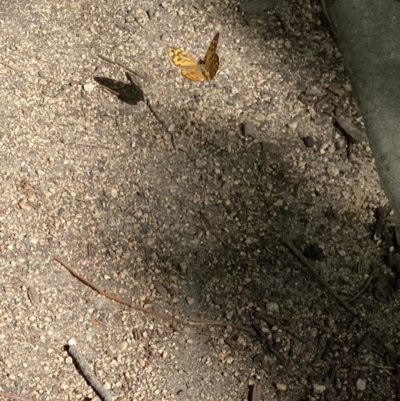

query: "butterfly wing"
xmin=181 ymin=65 xmax=206 ymax=81
xmin=167 ymin=47 xmax=198 ymax=67
xmin=206 ymin=53 xmax=219 ymax=80
xmin=204 ymin=33 xmax=219 ymax=63
xmin=167 ymin=33 xmax=220 ymax=81
xmin=203 ymin=33 xmax=220 ymax=80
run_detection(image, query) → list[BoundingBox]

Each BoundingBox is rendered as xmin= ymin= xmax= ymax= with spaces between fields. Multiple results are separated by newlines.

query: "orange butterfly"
xmin=167 ymin=33 xmax=220 ymax=81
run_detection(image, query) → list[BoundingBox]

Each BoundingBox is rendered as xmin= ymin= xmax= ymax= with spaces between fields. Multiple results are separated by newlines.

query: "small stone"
xmin=242 ymin=121 xmax=256 ymax=138
xmin=83 ymin=83 xmax=95 ymax=92
xmin=1 ymin=189 xmax=12 ymax=198
xmin=67 ymin=338 xmax=76 ymax=346
xmin=146 ymin=9 xmax=154 ymax=19
xmin=118 ymin=341 xmax=128 ymax=352
xmin=179 ymin=262 xmax=187 ymax=274
xmin=284 ymin=40 xmax=292 ymax=49
xmin=27 ymin=287 xmax=40 ymax=305
xmin=356 ymin=378 xmax=366 ymax=391
xmin=266 ymin=302 xmax=279 ymax=313
xmin=328 ymin=85 xmax=345 ymax=97
xmin=303 ymin=136 xmax=316 ymax=148
xmin=110 ymin=188 xmax=118 ymax=198
xmin=334 ymin=141 xmax=343 ymax=150
xmin=327 ymin=165 xmax=340 ymax=177
xmin=334 ymin=117 xmax=367 ymax=143
xmin=275 ymin=382 xmax=287 ymax=391
xmin=264 ymin=142 xmax=283 ymax=155
xmin=19 ymin=198 xmax=32 ymax=211
xmin=153 ymin=281 xmax=169 ymax=297
xmin=186 ymin=297 xmax=195 ymax=306
xmin=313 ymin=384 xmax=326 ymax=394
xmin=195 ymin=159 xmax=207 ymax=168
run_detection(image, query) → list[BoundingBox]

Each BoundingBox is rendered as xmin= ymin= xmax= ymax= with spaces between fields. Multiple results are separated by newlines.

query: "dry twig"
xmin=67 ymin=338 xmax=113 ymax=401
xmin=349 ymin=267 xmax=378 ymax=302
xmin=251 ymin=320 xmax=287 ymax=366
xmin=0 ymin=390 xmax=33 ymax=401
xmin=282 ymin=239 xmax=358 ymax=316
xmin=54 ymin=256 xmax=254 ymax=334
xmin=0 ymin=60 xmax=30 ymax=72
xmin=373 ymin=335 xmax=400 ymax=391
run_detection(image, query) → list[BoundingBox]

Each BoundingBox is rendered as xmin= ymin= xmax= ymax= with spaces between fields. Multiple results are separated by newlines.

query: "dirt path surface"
xmin=0 ymin=0 xmax=399 ymax=400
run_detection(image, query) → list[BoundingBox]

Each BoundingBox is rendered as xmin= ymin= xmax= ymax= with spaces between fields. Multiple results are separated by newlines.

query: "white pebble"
xmin=356 ymin=379 xmax=366 ymax=391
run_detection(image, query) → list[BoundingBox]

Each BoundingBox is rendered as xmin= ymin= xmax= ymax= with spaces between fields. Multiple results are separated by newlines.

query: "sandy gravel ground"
xmin=0 ymin=0 xmax=399 ymax=400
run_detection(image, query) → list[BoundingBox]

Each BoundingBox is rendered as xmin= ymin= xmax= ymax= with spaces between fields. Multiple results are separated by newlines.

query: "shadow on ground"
xmin=91 ymin=94 xmax=396 ymax=400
